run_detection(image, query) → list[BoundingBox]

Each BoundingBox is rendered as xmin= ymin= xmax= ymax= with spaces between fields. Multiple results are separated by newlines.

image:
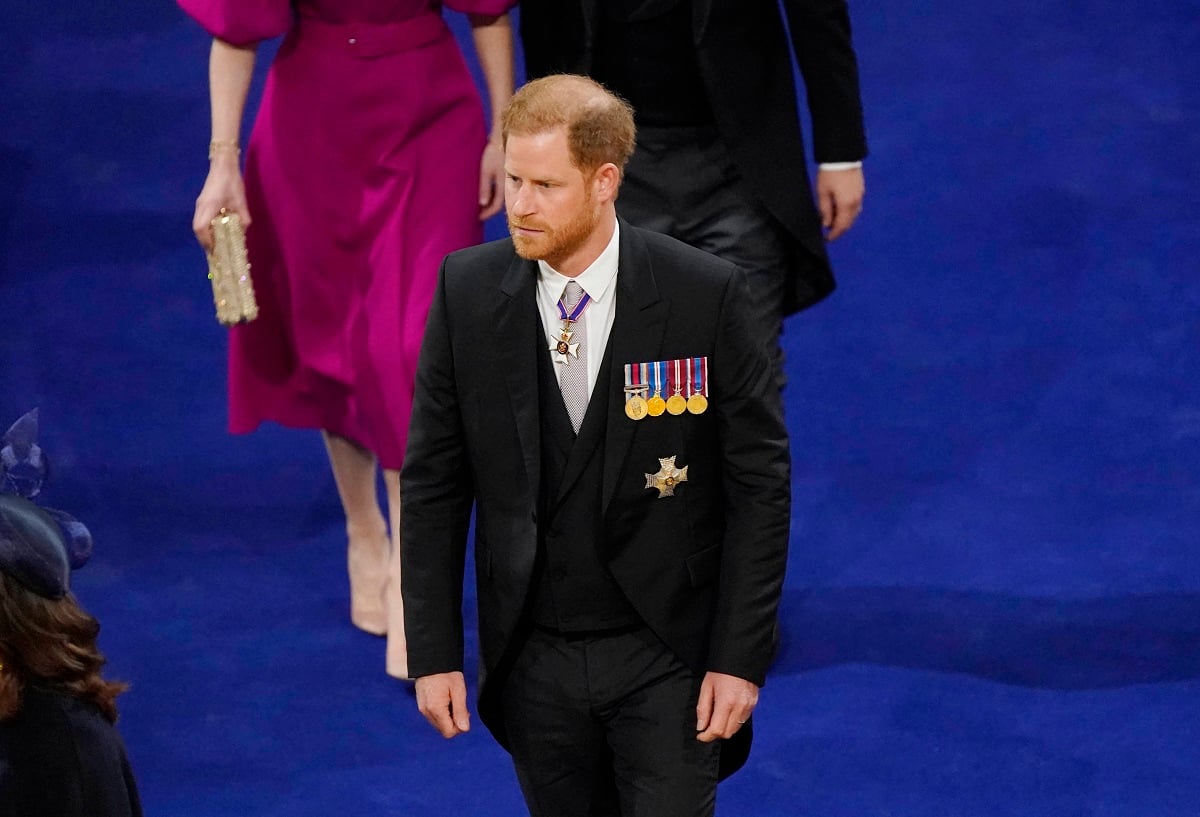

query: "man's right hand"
xmin=415 ymin=671 xmax=471 ymax=738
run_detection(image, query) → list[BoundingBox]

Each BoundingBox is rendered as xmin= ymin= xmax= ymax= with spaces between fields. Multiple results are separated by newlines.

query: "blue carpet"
xmin=1 ymin=1 xmax=1198 ymax=814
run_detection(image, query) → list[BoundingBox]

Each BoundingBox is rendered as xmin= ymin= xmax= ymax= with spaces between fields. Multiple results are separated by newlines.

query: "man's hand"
xmin=415 ymin=671 xmax=471 ymax=738
xmin=695 ymin=671 xmax=758 ymax=742
xmin=815 ymin=165 xmax=865 ymax=241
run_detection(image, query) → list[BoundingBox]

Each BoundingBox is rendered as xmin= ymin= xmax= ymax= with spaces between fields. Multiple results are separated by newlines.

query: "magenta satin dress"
xmin=179 ymin=0 xmax=512 ymax=468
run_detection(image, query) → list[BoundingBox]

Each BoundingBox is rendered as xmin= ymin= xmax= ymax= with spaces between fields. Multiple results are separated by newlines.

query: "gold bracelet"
xmin=208 ymin=140 xmax=241 ymax=160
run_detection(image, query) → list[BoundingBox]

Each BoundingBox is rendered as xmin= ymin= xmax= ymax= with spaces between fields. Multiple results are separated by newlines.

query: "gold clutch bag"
xmin=206 ymin=208 xmax=259 ymax=326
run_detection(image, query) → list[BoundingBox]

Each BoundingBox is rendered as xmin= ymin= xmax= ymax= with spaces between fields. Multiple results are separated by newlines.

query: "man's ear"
xmin=594 ymin=163 xmax=621 ymax=204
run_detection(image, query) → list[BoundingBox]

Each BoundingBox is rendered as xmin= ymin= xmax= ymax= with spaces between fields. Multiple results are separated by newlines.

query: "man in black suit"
xmin=401 ymin=74 xmax=791 ymax=816
xmin=519 ymin=0 xmax=869 ymax=383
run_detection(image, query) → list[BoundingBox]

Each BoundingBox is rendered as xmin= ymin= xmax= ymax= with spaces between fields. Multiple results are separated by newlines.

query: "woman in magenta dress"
xmin=181 ymin=0 xmax=515 ymax=679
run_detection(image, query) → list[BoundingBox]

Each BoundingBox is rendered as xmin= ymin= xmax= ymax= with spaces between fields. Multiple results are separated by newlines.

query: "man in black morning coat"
xmin=401 ymin=75 xmax=791 ymax=817
xmin=520 ymin=0 xmax=869 ymax=382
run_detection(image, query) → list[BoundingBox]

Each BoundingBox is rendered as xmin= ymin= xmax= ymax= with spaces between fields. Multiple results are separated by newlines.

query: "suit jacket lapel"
xmin=602 ymin=223 xmax=668 ymax=514
xmin=498 ymin=254 xmax=542 ymax=503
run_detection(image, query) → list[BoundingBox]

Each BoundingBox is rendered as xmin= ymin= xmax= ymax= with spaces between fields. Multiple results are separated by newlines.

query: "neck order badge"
xmin=551 ymin=285 xmax=591 ymax=365
xmin=555 ymin=281 xmax=591 ymax=433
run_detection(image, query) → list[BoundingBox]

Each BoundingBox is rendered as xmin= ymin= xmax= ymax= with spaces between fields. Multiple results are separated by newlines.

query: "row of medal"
xmin=623 ymin=357 xmax=709 ymax=420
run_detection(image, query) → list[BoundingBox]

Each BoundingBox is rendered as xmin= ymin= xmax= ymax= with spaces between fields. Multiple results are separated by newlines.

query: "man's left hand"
xmin=816 ymin=166 xmax=865 ymax=240
xmin=695 ymin=671 xmax=759 ymax=742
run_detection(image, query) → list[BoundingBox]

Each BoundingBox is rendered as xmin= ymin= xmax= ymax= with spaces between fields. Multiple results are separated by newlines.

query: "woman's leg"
xmin=322 ymin=432 xmax=389 ymax=636
xmin=383 ymin=468 xmax=409 ymax=679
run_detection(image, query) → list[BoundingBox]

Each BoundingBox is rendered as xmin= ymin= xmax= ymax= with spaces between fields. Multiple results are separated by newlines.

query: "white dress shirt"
xmin=536 ymin=221 xmax=621 ymax=401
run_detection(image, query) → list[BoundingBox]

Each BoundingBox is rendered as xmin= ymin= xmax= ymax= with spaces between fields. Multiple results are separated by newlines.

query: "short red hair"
xmin=502 ymin=74 xmax=637 ymax=174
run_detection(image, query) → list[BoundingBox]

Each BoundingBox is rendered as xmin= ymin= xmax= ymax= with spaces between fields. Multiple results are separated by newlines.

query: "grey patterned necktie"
xmin=558 ymin=280 xmax=589 ymax=433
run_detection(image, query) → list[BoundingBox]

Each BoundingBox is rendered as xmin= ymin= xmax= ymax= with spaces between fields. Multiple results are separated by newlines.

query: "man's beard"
xmin=509 ymin=197 xmax=600 ymax=269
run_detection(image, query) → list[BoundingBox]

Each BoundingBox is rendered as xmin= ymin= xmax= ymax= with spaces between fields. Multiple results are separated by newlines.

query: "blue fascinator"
xmin=0 ymin=409 xmax=93 ymax=599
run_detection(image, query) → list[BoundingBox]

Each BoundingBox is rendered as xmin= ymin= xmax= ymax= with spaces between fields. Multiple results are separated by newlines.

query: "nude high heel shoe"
xmin=347 ymin=523 xmax=389 ymax=636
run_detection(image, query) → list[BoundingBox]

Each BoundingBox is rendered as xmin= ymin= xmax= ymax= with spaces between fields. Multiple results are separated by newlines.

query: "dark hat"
xmin=0 ymin=495 xmax=75 ymax=599
xmin=0 ymin=410 xmax=92 ymax=599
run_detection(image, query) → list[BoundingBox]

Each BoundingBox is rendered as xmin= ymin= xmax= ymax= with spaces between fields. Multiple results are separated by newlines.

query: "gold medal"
xmin=625 ymin=394 xmax=649 ymax=420
xmin=685 ymin=356 xmax=708 ymax=415
xmin=645 ymin=360 xmax=667 ymax=416
xmin=666 ymin=358 xmax=687 ymax=415
xmin=623 ymin=363 xmax=650 ymax=421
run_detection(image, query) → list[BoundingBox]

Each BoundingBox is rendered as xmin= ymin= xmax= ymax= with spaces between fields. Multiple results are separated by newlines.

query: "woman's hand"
xmin=478 ymin=139 xmax=505 ymax=220
xmin=192 ymin=154 xmax=251 ymax=252
xmin=468 ymin=10 xmax=513 ymax=221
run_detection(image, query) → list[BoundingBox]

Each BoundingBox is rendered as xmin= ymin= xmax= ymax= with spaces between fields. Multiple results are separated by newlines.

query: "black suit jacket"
xmin=519 ymin=0 xmax=869 ymax=313
xmin=401 ymin=223 xmax=791 ymax=777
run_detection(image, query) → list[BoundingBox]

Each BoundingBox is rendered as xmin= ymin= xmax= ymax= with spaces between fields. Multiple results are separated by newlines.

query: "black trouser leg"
xmin=500 ymin=626 xmax=721 ymax=817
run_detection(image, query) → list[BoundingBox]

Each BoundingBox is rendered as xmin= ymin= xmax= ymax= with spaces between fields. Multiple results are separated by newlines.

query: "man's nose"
xmin=507 ymin=183 xmax=534 ymax=216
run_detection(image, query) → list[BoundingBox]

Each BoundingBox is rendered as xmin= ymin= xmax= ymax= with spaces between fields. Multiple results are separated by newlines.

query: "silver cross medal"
xmin=551 ymin=320 xmax=580 ymax=365
xmin=645 ymin=456 xmax=689 ymax=499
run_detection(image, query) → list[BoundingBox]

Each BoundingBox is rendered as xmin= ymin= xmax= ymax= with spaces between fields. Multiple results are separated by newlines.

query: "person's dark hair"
xmin=0 ymin=570 xmax=127 ymax=723
xmin=501 ymin=74 xmax=637 ymax=174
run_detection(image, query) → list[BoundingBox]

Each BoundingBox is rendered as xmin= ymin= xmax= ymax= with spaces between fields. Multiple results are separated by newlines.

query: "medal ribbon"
xmin=624 ymin=361 xmax=644 ymax=394
xmin=648 ymin=360 xmax=664 ymax=396
xmin=555 ymin=291 xmax=592 ymax=327
xmin=693 ymin=356 xmax=708 ymax=397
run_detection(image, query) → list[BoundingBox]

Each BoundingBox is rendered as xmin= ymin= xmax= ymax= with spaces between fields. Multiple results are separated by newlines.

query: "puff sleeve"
xmin=177 ymin=0 xmax=293 ymax=47
xmin=443 ymin=0 xmax=517 ymax=16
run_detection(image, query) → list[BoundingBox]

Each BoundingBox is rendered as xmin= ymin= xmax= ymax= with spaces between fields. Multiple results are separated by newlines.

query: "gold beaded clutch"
xmin=206 ymin=209 xmax=259 ymax=326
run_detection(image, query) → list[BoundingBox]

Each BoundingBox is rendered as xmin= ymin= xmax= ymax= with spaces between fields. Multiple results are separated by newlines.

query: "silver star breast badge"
xmin=645 ymin=455 xmax=689 ymax=498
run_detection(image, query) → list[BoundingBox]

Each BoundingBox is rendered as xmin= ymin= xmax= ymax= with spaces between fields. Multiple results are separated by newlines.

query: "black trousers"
xmin=499 ymin=625 xmax=721 ymax=817
xmin=618 ymin=125 xmax=791 ymax=391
